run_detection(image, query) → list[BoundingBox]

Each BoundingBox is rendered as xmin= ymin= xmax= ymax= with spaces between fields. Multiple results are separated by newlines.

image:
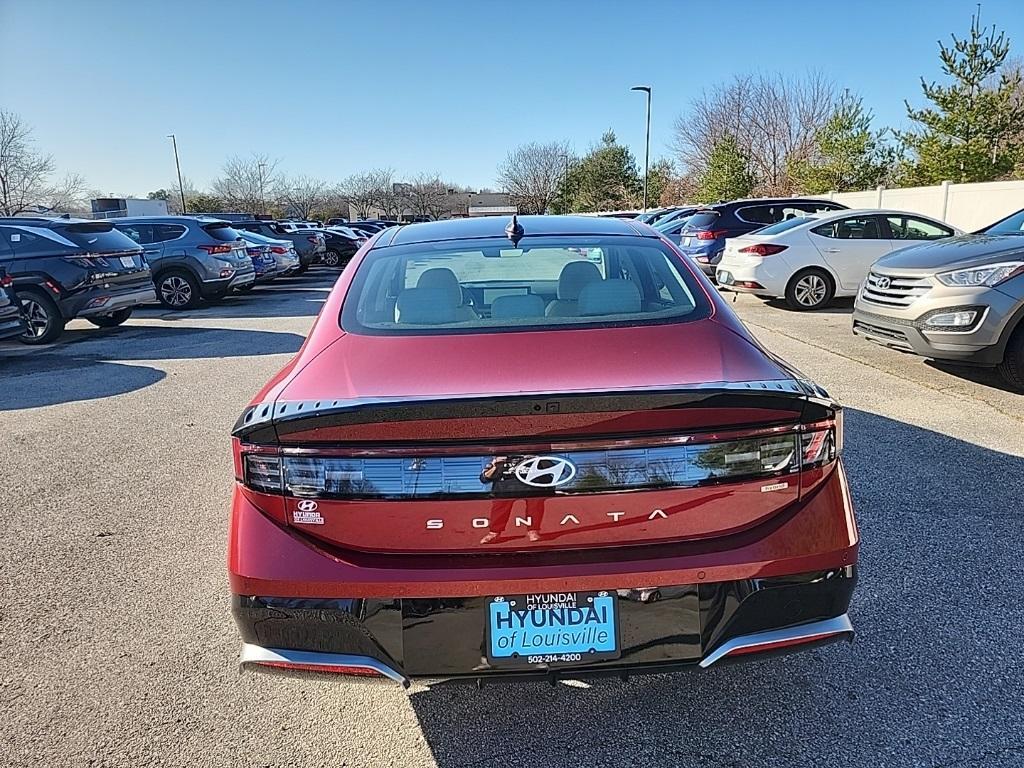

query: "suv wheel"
xmin=157 ymin=270 xmax=200 ymax=310
xmin=785 ymin=269 xmax=834 ymax=311
xmin=997 ymin=324 xmax=1024 ymax=392
xmin=323 ymin=249 xmax=342 ymax=268
xmin=88 ymin=308 xmax=134 ymax=328
xmin=18 ymin=289 xmax=66 ymax=345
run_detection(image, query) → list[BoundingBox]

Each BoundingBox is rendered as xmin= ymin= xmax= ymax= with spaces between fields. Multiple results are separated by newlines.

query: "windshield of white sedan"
xmin=341 ymin=236 xmax=710 ymax=334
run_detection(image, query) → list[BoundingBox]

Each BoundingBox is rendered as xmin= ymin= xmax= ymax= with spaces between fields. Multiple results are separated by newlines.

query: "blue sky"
xmin=3 ymin=0 xmax=1023 ymax=196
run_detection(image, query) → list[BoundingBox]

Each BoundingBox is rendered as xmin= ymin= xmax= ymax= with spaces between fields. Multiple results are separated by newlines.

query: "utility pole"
xmin=167 ymin=134 xmax=186 ymax=214
xmin=631 ymin=86 xmax=652 ymax=212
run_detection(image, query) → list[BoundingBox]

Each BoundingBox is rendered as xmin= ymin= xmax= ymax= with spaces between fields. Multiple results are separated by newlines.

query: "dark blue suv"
xmin=678 ymin=198 xmax=847 ymax=276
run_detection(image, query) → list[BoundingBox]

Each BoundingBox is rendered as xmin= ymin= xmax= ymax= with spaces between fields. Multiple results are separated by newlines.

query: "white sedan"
xmin=715 ymin=209 xmax=962 ymax=310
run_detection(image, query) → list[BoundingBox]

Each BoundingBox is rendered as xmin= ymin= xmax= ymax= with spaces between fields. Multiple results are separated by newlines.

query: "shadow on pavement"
xmin=763 ymin=296 xmax=855 ymax=315
xmin=1 ymin=326 xmax=305 ymax=363
xmin=925 ymin=359 xmax=1020 ymax=393
xmin=134 ymin=271 xmax=337 ymax=320
xmin=0 ymin=360 xmax=166 ymax=411
xmin=1 ymin=327 xmax=305 ymax=409
xmin=409 ymin=409 xmax=1024 ymax=768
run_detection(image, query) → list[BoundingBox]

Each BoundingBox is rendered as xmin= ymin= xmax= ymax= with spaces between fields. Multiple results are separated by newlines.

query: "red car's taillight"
xmin=738 ymin=243 xmax=788 ymax=257
xmin=695 ymin=229 xmax=727 ymax=240
xmin=198 ymin=244 xmax=233 ymax=255
xmin=800 ymin=411 xmax=843 ymax=469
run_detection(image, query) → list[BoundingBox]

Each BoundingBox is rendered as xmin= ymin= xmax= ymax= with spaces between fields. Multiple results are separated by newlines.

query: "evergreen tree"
xmin=789 ymin=93 xmax=895 ymax=193
xmin=901 ymin=10 xmax=1024 ymax=183
xmin=695 ymin=135 xmax=753 ymax=202
xmin=559 ymin=131 xmax=642 ymax=212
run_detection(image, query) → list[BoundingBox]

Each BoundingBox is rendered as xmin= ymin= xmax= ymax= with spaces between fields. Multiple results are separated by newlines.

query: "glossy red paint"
xmin=228 ymin=459 xmax=857 ymax=599
xmin=228 ymin=217 xmax=857 ymax=630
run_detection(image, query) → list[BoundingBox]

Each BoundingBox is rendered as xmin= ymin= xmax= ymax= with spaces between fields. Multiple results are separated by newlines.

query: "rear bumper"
xmin=0 ymin=309 xmax=25 ymax=340
xmin=200 ymin=269 xmax=256 ymax=297
xmin=233 ymin=568 xmax=856 ymax=684
xmin=230 ymin=462 xmax=859 ymax=681
xmin=67 ymin=282 xmax=157 ymax=318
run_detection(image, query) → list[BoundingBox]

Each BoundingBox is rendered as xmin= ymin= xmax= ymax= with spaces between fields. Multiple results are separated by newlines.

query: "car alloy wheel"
xmin=20 ymin=296 xmax=49 ymax=339
xmin=161 ymin=275 xmax=193 ymax=307
xmin=323 ymin=250 xmax=341 ymax=267
xmin=793 ymin=274 xmax=828 ymax=307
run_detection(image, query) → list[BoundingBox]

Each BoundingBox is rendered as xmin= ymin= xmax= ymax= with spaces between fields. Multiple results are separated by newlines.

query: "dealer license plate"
xmin=487 ymin=591 xmax=619 ymax=668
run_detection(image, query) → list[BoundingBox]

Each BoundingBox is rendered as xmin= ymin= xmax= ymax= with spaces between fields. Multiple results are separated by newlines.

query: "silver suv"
xmin=113 ymin=216 xmax=256 ymax=309
xmin=852 ymin=208 xmax=1024 ymax=390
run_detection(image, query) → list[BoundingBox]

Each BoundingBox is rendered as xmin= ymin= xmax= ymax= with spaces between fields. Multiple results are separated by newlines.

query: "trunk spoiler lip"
xmin=232 ymin=378 xmax=836 ymax=441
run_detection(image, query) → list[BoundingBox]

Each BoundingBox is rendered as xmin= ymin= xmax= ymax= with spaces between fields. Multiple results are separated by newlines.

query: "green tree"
xmin=185 ymin=192 xmax=224 ymax=213
xmin=559 ymin=130 xmax=642 ymax=212
xmin=789 ymin=93 xmax=895 ymax=193
xmin=644 ymin=159 xmax=675 ymax=208
xmin=695 ymin=135 xmax=752 ymax=202
xmin=147 ymin=189 xmax=170 ymax=201
xmin=900 ymin=10 xmax=1024 ymax=183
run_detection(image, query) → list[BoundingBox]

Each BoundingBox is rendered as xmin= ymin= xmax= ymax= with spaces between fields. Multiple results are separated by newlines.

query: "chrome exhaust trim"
xmin=240 ymin=643 xmax=410 ymax=687
xmin=699 ymin=613 xmax=854 ymax=668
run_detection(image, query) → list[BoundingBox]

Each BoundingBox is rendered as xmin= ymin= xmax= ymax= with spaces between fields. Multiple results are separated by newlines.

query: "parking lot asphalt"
xmin=1 ymin=273 xmax=1022 ymax=768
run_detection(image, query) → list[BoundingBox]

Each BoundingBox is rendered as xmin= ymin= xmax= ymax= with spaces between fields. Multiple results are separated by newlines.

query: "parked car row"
xmin=0 ymin=213 xmax=392 ymax=345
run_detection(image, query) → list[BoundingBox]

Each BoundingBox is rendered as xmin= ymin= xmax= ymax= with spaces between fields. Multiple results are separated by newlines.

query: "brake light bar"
xmin=695 ymin=229 xmax=727 ymax=240
xmin=236 ymin=416 xmax=843 ymax=500
xmin=198 ymin=244 xmax=233 ymax=255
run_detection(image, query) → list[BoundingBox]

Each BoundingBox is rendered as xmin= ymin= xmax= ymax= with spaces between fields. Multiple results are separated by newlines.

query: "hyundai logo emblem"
xmin=513 ymin=456 xmax=577 ymax=488
xmin=875 ymin=276 xmax=891 ymax=290
xmin=296 ymin=499 xmax=319 ymax=512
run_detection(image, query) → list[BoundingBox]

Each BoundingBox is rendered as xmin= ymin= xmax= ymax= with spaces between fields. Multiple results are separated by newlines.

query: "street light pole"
xmin=167 ymin=134 xmax=186 ymax=214
xmin=258 ymin=162 xmax=267 ymax=215
xmin=631 ymin=86 xmax=652 ymax=212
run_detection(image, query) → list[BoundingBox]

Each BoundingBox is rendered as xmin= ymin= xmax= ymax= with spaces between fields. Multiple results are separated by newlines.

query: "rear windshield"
xmin=681 ymin=211 xmax=720 ymax=232
xmin=340 ymin=235 xmax=711 ymax=335
xmin=984 ymin=210 xmax=1024 ymax=235
xmin=655 ymin=214 xmax=695 ymax=234
xmin=202 ymin=222 xmax=243 ymax=241
xmin=58 ymin=223 xmax=141 ymax=252
xmin=753 ymin=216 xmax=811 ymax=236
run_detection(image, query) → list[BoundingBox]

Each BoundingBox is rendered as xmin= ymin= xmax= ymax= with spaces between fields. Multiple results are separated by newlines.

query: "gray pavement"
xmin=1 ymin=275 xmax=1021 ymax=768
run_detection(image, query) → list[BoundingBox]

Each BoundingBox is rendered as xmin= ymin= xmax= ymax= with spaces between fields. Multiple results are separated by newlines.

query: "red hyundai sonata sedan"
xmin=229 ymin=215 xmax=858 ymax=686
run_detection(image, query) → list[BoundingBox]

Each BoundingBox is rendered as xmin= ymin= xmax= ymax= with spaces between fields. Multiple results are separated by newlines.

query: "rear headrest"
xmin=416 ymin=267 xmax=462 ymax=306
xmin=396 ymin=287 xmax=456 ymax=324
xmin=490 ymin=294 xmax=545 ymax=319
xmin=557 ymin=261 xmax=602 ymax=300
xmin=578 ymin=279 xmax=642 ymax=316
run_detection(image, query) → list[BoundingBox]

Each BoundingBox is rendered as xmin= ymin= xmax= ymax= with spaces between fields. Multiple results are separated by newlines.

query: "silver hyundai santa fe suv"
xmin=852 ymin=208 xmax=1024 ymax=390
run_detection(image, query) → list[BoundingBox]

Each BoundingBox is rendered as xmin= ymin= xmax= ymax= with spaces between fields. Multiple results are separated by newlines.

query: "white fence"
xmin=828 ymin=179 xmax=1024 ymax=231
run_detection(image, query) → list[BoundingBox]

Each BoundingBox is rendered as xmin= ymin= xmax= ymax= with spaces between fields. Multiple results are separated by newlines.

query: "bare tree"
xmin=340 ymin=168 xmax=397 ymax=219
xmin=275 ymin=175 xmax=331 ymax=219
xmin=406 ymin=174 xmax=451 ymax=220
xmin=496 ymin=141 xmax=571 ymax=214
xmin=211 ymin=153 xmax=278 ymax=214
xmin=671 ymin=73 xmax=836 ymax=195
xmin=0 ymin=109 xmax=87 ymax=216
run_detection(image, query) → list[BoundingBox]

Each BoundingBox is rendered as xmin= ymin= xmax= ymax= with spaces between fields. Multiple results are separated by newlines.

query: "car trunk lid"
xmin=232 ymin=321 xmax=839 ymax=554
